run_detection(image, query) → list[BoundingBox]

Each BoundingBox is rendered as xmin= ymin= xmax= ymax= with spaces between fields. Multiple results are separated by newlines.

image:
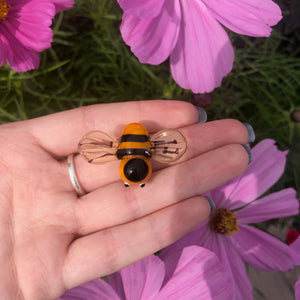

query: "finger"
xmin=74 ymin=144 xmax=249 ymax=235
xmin=63 ymin=195 xmax=210 ymax=290
xmin=25 ymin=100 xmax=199 ymax=157
xmin=66 ymin=119 xmax=250 ymax=192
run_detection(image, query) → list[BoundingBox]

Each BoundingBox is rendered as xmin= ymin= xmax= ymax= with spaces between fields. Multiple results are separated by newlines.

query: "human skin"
xmin=0 ymin=100 xmax=250 ymax=300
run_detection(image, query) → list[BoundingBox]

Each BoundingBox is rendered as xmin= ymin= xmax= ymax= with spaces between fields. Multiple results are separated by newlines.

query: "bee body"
xmin=117 ymin=123 xmax=153 ymax=186
xmin=79 ymin=122 xmax=187 ymax=187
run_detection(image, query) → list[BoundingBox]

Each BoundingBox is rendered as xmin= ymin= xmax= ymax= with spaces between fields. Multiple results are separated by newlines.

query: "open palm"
xmin=0 ymin=101 xmax=250 ymax=300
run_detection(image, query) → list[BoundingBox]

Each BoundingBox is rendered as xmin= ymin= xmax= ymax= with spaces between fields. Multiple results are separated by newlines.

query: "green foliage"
xmin=208 ymin=32 xmax=300 ymax=201
xmin=211 ymin=32 xmax=300 ymax=145
xmin=0 ymin=0 xmax=299 ymax=229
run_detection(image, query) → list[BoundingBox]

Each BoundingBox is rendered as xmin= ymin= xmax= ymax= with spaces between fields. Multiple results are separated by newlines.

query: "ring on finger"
xmin=67 ymin=154 xmax=86 ymax=196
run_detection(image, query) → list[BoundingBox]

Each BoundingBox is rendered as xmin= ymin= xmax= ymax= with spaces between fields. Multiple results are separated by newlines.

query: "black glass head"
xmin=124 ymin=158 xmax=149 ymax=182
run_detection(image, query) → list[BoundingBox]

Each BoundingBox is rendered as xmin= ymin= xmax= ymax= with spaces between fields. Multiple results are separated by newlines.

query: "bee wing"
xmin=78 ymin=130 xmax=119 ymax=163
xmin=150 ymin=129 xmax=187 ymax=163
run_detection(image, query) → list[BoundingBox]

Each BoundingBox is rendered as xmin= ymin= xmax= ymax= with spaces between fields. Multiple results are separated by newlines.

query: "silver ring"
xmin=67 ymin=154 xmax=86 ymax=196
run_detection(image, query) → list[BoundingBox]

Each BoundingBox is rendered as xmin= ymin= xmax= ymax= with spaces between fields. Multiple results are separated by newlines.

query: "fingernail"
xmin=241 ymin=144 xmax=252 ymax=164
xmin=242 ymin=123 xmax=255 ymax=143
xmin=195 ymin=106 xmax=207 ymax=123
xmin=204 ymin=196 xmax=216 ymax=214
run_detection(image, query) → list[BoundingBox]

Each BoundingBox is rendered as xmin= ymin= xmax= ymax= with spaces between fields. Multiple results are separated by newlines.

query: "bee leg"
xmin=124 ymin=182 xmax=130 ymax=187
xmin=139 ymin=183 xmax=146 ymax=188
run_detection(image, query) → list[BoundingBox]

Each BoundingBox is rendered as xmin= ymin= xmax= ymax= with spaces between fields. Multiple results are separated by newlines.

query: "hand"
xmin=0 ymin=100 xmax=250 ymax=300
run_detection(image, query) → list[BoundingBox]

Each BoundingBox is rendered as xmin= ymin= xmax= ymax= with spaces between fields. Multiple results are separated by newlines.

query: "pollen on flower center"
xmin=209 ymin=208 xmax=239 ymax=235
xmin=0 ymin=0 xmax=10 ymax=21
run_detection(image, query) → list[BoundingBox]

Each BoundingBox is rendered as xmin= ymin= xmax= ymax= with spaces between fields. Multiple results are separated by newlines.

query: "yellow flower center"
xmin=210 ymin=208 xmax=239 ymax=235
xmin=0 ymin=0 xmax=9 ymax=21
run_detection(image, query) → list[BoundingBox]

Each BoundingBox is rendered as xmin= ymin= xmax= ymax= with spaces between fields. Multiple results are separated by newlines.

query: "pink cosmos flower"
xmin=291 ymin=237 xmax=300 ymax=300
xmin=117 ymin=0 xmax=282 ymax=93
xmin=162 ymin=139 xmax=299 ymax=299
xmin=57 ymin=246 xmax=234 ymax=300
xmin=0 ymin=0 xmax=74 ymax=72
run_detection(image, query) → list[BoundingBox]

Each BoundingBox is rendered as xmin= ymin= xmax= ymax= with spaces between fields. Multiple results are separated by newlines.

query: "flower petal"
xmin=236 ymin=188 xmax=299 ymax=223
xmin=202 ymin=0 xmax=282 ymax=37
xmin=0 ymin=25 xmax=40 ymax=71
xmin=57 ymin=278 xmax=120 ymax=300
xmin=291 ymin=237 xmax=300 ymax=265
xmin=117 ymin=0 xmax=165 ymax=19
xmin=161 ymin=223 xmax=252 ymax=299
xmin=158 ymin=246 xmax=234 ymax=300
xmin=120 ymin=0 xmax=181 ymax=65
xmin=114 ymin=255 xmax=165 ymax=299
xmin=51 ymin=0 xmax=75 ymax=13
xmin=170 ymin=0 xmax=234 ymax=93
xmin=0 ymin=34 xmax=8 ymax=67
xmin=233 ymin=224 xmax=295 ymax=271
xmin=204 ymin=189 xmax=229 ymax=209
xmin=218 ymin=139 xmax=288 ymax=210
xmin=204 ymin=234 xmax=253 ymax=300
xmin=7 ymin=0 xmax=55 ymax=52
xmin=107 ymin=273 xmax=126 ymax=300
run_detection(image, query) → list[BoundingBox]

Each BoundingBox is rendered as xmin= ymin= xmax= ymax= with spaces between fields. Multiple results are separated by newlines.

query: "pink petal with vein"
xmin=158 ymin=246 xmax=234 ymax=300
xmin=0 ymin=0 xmax=62 ymax=71
xmin=107 ymin=273 xmax=126 ymax=300
xmin=236 ymin=188 xmax=299 ymax=223
xmin=170 ymin=0 xmax=234 ymax=93
xmin=57 ymin=278 xmax=121 ymax=300
xmin=120 ymin=0 xmax=181 ymax=65
xmin=116 ymin=255 xmax=164 ymax=299
xmin=117 ymin=0 xmax=165 ymax=18
xmin=224 ymin=139 xmax=287 ymax=210
xmin=0 ymin=27 xmax=40 ymax=71
xmin=204 ymin=234 xmax=253 ymax=300
xmin=233 ymin=224 xmax=295 ymax=271
xmin=0 ymin=33 xmax=8 ymax=66
xmin=203 ymin=0 xmax=282 ymax=37
xmin=204 ymin=189 xmax=232 ymax=209
xmin=5 ymin=1 xmax=55 ymax=52
xmin=6 ymin=0 xmax=55 ymax=52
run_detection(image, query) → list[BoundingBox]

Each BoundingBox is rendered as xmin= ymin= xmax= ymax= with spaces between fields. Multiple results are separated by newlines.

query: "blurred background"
xmin=0 ymin=0 xmax=299 ymax=298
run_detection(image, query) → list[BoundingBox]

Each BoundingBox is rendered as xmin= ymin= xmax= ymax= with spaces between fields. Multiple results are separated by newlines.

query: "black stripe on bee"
xmin=120 ymin=134 xmax=150 ymax=143
xmin=116 ymin=148 xmax=152 ymax=159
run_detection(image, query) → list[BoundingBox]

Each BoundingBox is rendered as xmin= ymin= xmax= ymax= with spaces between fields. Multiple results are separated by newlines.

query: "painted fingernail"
xmin=204 ymin=196 xmax=216 ymax=214
xmin=195 ymin=106 xmax=207 ymax=123
xmin=242 ymin=123 xmax=255 ymax=143
xmin=241 ymin=144 xmax=252 ymax=164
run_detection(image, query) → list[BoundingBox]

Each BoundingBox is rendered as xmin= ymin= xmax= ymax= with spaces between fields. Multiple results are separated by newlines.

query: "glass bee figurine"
xmin=78 ymin=123 xmax=187 ymax=187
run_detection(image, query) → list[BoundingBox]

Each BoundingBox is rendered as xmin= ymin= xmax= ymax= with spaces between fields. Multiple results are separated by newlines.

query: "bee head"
xmin=121 ymin=123 xmax=149 ymax=136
